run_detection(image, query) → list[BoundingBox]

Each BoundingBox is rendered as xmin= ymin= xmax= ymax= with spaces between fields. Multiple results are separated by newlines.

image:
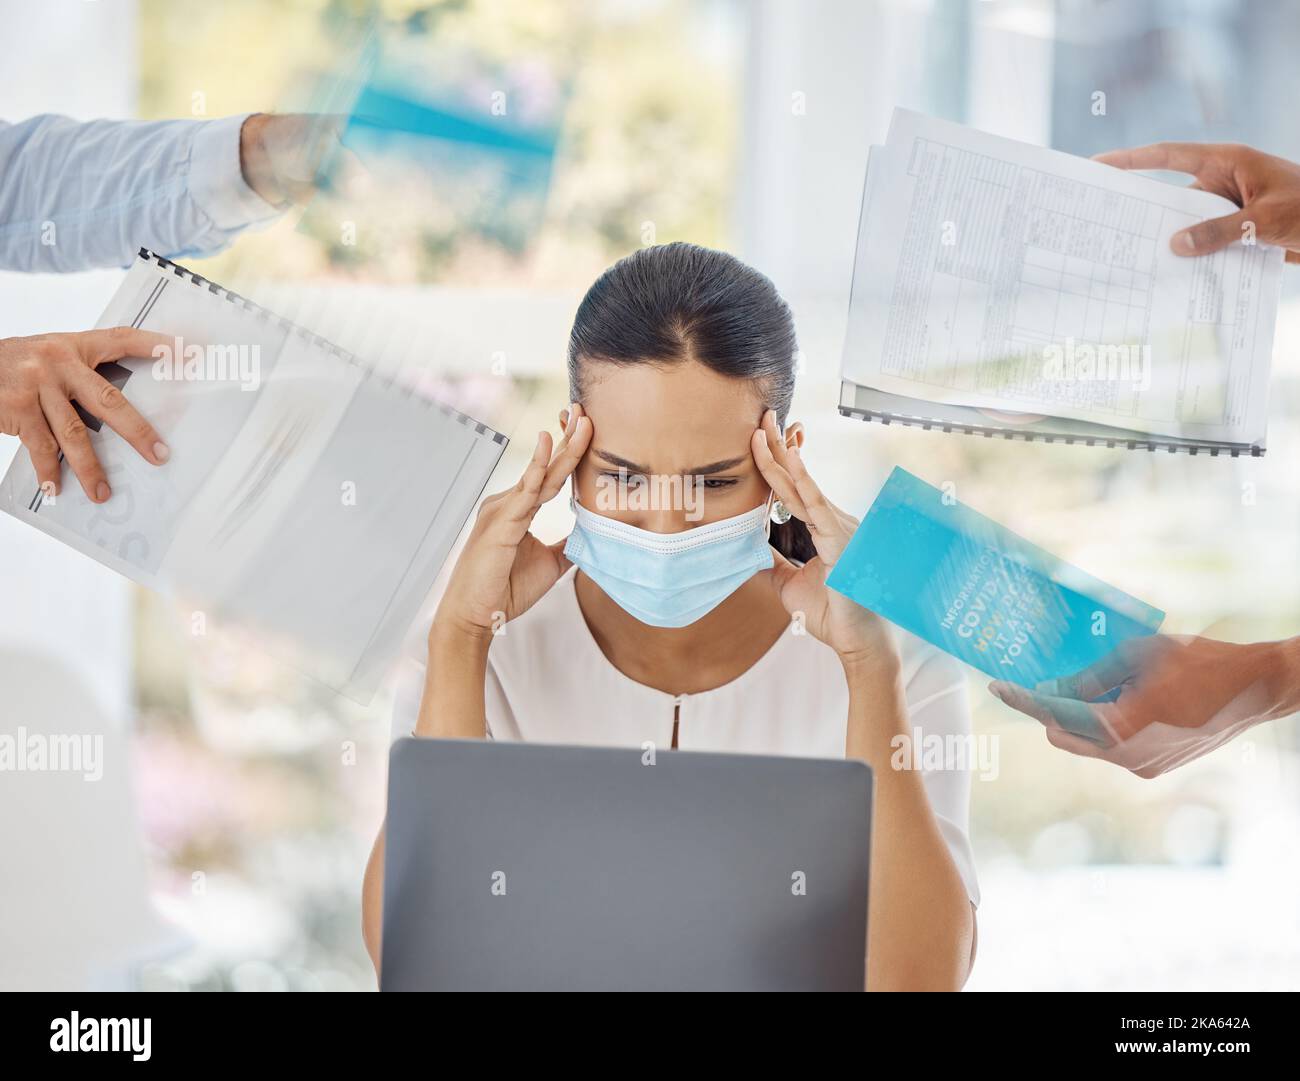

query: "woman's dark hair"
xmin=567 ymin=241 xmax=816 ymax=563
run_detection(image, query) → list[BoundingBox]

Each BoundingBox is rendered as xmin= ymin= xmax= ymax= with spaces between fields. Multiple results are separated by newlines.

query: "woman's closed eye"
xmin=598 ymin=471 xmax=739 ymax=490
xmin=600 ymin=470 xmax=650 ymax=489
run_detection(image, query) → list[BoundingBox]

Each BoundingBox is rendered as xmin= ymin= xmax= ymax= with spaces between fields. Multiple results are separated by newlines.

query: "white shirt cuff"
xmin=189 ymin=114 xmax=282 ymax=231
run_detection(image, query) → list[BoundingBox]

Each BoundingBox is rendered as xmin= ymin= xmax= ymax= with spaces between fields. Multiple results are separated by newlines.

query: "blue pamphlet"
xmin=826 ymin=467 xmax=1164 ymax=689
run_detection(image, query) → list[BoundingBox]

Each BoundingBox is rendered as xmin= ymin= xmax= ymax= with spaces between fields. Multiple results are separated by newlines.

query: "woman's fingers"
xmin=781 ymin=442 xmax=852 ymax=561
xmin=496 ymin=430 xmax=554 ymax=531
xmin=750 ymin=413 xmax=808 ymax=520
xmin=538 ymin=402 xmax=591 ymax=503
xmin=492 ymin=403 xmax=591 ymax=540
xmin=39 ymin=390 xmax=110 ymax=503
xmin=752 ymin=409 xmax=852 ymax=562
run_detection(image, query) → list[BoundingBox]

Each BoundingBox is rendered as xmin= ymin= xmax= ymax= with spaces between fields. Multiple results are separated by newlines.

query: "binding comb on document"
xmin=838 ymin=381 xmax=1264 ymax=457
xmin=0 ymin=249 xmax=508 ymax=703
xmin=839 ymin=110 xmax=1284 ymax=458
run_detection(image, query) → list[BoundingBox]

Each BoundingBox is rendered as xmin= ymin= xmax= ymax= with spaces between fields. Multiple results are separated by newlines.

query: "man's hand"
xmin=1095 ymin=142 xmax=1300 ymax=261
xmin=989 ymin=635 xmax=1300 ymax=778
xmin=0 ymin=328 xmax=173 ymax=502
xmin=239 ymin=113 xmax=355 ymax=207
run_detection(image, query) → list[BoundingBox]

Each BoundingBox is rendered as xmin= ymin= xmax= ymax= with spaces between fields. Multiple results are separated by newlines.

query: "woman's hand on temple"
xmin=433 ymin=403 xmax=592 ymax=644
xmin=750 ymin=410 xmax=895 ymax=668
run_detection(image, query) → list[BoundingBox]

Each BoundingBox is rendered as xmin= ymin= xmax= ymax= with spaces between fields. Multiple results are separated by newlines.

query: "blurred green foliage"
xmin=140 ymin=0 xmax=738 ymax=287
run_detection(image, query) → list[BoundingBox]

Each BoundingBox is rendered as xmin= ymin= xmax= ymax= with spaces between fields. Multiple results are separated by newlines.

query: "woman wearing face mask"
xmin=363 ymin=242 xmax=978 ymax=990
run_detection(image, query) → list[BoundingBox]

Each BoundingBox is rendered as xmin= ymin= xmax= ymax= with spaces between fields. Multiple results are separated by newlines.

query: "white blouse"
xmin=391 ymin=566 xmax=979 ymax=906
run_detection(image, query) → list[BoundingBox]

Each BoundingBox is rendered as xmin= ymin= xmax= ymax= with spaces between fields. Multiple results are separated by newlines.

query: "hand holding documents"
xmin=0 ymin=251 xmax=506 ymax=702
xmin=827 ymin=468 xmax=1164 ymax=719
xmin=840 ymin=110 xmax=1284 ymax=455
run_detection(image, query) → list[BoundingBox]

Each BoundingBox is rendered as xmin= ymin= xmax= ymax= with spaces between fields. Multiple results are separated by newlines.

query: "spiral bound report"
xmin=0 ymin=250 xmax=508 ymax=703
xmin=838 ymin=381 xmax=1265 ymax=457
xmin=839 ymin=112 xmax=1282 ymax=458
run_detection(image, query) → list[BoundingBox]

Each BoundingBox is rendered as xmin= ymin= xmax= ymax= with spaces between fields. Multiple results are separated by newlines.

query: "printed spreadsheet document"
xmin=842 ymin=110 xmax=1283 ymax=446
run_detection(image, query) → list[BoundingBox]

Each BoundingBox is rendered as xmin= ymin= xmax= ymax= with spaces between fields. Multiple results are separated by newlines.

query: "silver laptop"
xmin=380 ymin=738 xmax=873 ymax=991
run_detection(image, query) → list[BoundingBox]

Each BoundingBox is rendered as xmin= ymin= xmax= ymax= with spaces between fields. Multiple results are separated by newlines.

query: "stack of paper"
xmin=0 ymin=251 xmax=507 ymax=702
xmin=841 ymin=110 xmax=1284 ymax=455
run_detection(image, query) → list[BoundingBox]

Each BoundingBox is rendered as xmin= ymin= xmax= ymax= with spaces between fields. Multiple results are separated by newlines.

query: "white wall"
xmin=0 ymin=0 xmax=140 ymax=728
xmin=736 ymin=0 xmax=915 ymax=375
xmin=736 ymin=0 xmax=1057 ymax=382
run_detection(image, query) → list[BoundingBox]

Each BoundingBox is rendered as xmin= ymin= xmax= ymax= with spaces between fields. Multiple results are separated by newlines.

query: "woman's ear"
xmin=784 ymin=420 xmax=805 ymax=452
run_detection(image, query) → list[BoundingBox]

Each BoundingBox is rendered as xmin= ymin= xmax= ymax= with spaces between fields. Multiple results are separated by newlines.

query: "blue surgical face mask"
xmin=564 ymin=496 xmax=775 ymax=628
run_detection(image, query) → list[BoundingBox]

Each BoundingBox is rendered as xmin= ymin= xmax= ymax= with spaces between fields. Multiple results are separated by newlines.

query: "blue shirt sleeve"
xmin=0 ymin=113 xmax=282 ymax=272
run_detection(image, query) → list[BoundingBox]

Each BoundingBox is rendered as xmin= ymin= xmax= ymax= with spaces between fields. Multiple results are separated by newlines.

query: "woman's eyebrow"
xmin=684 ymin=456 xmax=750 ymax=476
xmin=593 ymin=448 xmax=749 ymax=476
xmin=593 ymin=449 xmax=652 ymax=473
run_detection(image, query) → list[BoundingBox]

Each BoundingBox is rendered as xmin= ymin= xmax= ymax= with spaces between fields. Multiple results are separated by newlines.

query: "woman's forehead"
xmin=579 ymin=359 xmax=765 ymax=469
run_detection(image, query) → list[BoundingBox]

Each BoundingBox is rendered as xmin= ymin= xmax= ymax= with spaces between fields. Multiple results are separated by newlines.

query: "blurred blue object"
xmin=827 ymin=467 xmax=1165 ymax=689
xmin=346 ymin=83 xmax=558 ymax=160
